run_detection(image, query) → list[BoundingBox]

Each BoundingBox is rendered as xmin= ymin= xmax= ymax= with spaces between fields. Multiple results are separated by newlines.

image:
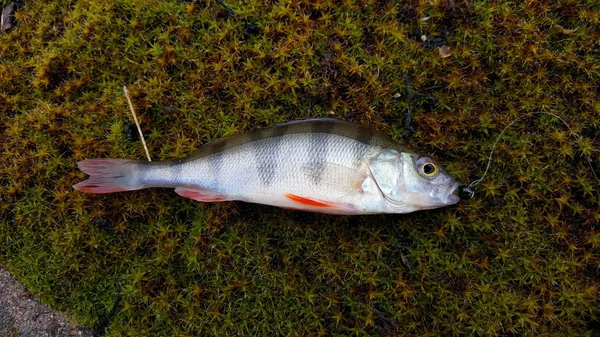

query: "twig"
xmin=216 ymin=0 xmax=235 ymax=18
xmin=390 ymin=218 xmax=412 ymax=269
xmin=92 ymin=279 xmax=123 ymax=337
xmin=402 ymin=73 xmax=414 ymax=140
xmin=123 ymin=86 xmax=152 ymax=162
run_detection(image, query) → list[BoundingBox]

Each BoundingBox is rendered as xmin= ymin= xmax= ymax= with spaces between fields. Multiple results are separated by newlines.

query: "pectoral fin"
xmin=301 ymin=162 xmax=368 ymax=193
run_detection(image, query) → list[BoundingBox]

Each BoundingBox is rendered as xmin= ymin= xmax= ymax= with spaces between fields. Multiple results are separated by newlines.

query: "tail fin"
xmin=73 ymin=159 xmax=143 ymax=194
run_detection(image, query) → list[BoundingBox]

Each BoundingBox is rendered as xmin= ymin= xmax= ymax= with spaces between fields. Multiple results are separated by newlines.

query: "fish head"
xmin=369 ymin=151 xmax=460 ymax=212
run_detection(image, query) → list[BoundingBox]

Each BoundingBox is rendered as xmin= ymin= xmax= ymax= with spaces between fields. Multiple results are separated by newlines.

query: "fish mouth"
xmin=445 ymin=182 xmax=461 ymax=204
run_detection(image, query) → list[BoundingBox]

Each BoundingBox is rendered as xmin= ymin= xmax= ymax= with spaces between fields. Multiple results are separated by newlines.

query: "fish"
xmin=73 ymin=118 xmax=460 ymax=214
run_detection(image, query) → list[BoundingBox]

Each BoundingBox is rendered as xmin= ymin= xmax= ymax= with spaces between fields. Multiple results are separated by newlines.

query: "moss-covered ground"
xmin=1 ymin=0 xmax=600 ymax=335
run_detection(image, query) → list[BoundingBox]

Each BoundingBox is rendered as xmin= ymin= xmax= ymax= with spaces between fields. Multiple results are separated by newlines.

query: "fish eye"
xmin=415 ymin=156 xmax=440 ymax=178
xmin=421 ymin=162 xmax=438 ymax=177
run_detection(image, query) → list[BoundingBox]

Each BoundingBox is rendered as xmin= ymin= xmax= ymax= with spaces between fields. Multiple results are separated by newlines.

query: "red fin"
xmin=175 ymin=187 xmax=227 ymax=202
xmin=73 ymin=159 xmax=141 ymax=194
xmin=285 ymin=193 xmax=332 ymax=207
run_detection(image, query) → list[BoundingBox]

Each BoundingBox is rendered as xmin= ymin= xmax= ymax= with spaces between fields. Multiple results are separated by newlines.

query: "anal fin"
xmin=174 ymin=187 xmax=228 ymax=202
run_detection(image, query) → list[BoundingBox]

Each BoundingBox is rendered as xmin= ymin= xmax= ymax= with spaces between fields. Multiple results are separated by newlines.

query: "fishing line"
xmin=457 ymin=111 xmax=599 ymax=200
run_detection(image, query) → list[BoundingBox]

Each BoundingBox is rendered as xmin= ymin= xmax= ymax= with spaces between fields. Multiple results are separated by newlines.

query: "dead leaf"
xmin=419 ymin=16 xmax=431 ymax=22
xmin=1 ymin=3 xmax=13 ymax=32
xmin=554 ymin=24 xmax=578 ymax=35
xmin=438 ymin=45 xmax=451 ymax=58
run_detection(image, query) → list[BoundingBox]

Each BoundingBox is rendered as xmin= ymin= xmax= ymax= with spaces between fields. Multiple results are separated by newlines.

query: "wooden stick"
xmin=123 ymin=86 xmax=152 ymax=162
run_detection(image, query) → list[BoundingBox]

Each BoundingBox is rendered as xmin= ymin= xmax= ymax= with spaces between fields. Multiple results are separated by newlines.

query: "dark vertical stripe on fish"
xmin=351 ymin=125 xmax=375 ymax=168
xmin=251 ymin=125 xmax=288 ymax=187
xmin=308 ymin=122 xmax=334 ymax=185
xmin=207 ymin=140 xmax=227 ymax=190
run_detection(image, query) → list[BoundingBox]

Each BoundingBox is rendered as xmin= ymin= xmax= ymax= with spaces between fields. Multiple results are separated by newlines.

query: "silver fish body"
xmin=74 ymin=119 xmax=460 ymax=214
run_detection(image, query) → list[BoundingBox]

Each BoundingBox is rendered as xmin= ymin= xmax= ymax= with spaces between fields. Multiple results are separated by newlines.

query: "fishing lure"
xmin=74 ymin=119 xmax=461 ymax=214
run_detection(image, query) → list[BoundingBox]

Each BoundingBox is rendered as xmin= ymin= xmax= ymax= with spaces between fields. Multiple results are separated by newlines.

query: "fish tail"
xmin=73 ymin=158 xmax=144 ymax=193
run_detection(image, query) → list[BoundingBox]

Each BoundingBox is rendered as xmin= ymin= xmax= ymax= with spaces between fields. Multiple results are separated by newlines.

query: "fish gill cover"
xmin=1 ymin=0 xmax=599 ymax=335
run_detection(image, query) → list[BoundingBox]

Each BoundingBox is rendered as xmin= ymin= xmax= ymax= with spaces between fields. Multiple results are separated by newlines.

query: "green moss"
xmin=0 ymin=322 xmax=20 ymax=337
xmin=1 ymin=0 xmax=599 ymax=335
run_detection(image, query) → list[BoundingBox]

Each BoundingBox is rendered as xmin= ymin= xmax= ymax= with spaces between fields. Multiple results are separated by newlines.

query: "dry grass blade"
xmin=123 ymin=86 xmax=152 ymax=162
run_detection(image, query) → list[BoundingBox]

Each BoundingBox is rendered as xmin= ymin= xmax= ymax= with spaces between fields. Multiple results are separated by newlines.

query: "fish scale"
xmin=74 ymin=118 xmax=460 ymax=214
xmin=202 ymin=133 xmax=357 ymax=195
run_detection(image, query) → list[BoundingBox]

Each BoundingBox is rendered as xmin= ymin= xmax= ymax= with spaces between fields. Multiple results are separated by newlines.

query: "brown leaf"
xmin=438 ymin=45 xmax=451 ymax=58
xmin=554 ymin=24 xmax=578 ymax=35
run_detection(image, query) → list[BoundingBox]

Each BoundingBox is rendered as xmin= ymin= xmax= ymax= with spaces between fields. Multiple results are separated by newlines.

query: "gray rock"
xmin=0 ymin=266 xmax=94 ymax=337
xmin=1 ymin=3 xmax=13 ymax=32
